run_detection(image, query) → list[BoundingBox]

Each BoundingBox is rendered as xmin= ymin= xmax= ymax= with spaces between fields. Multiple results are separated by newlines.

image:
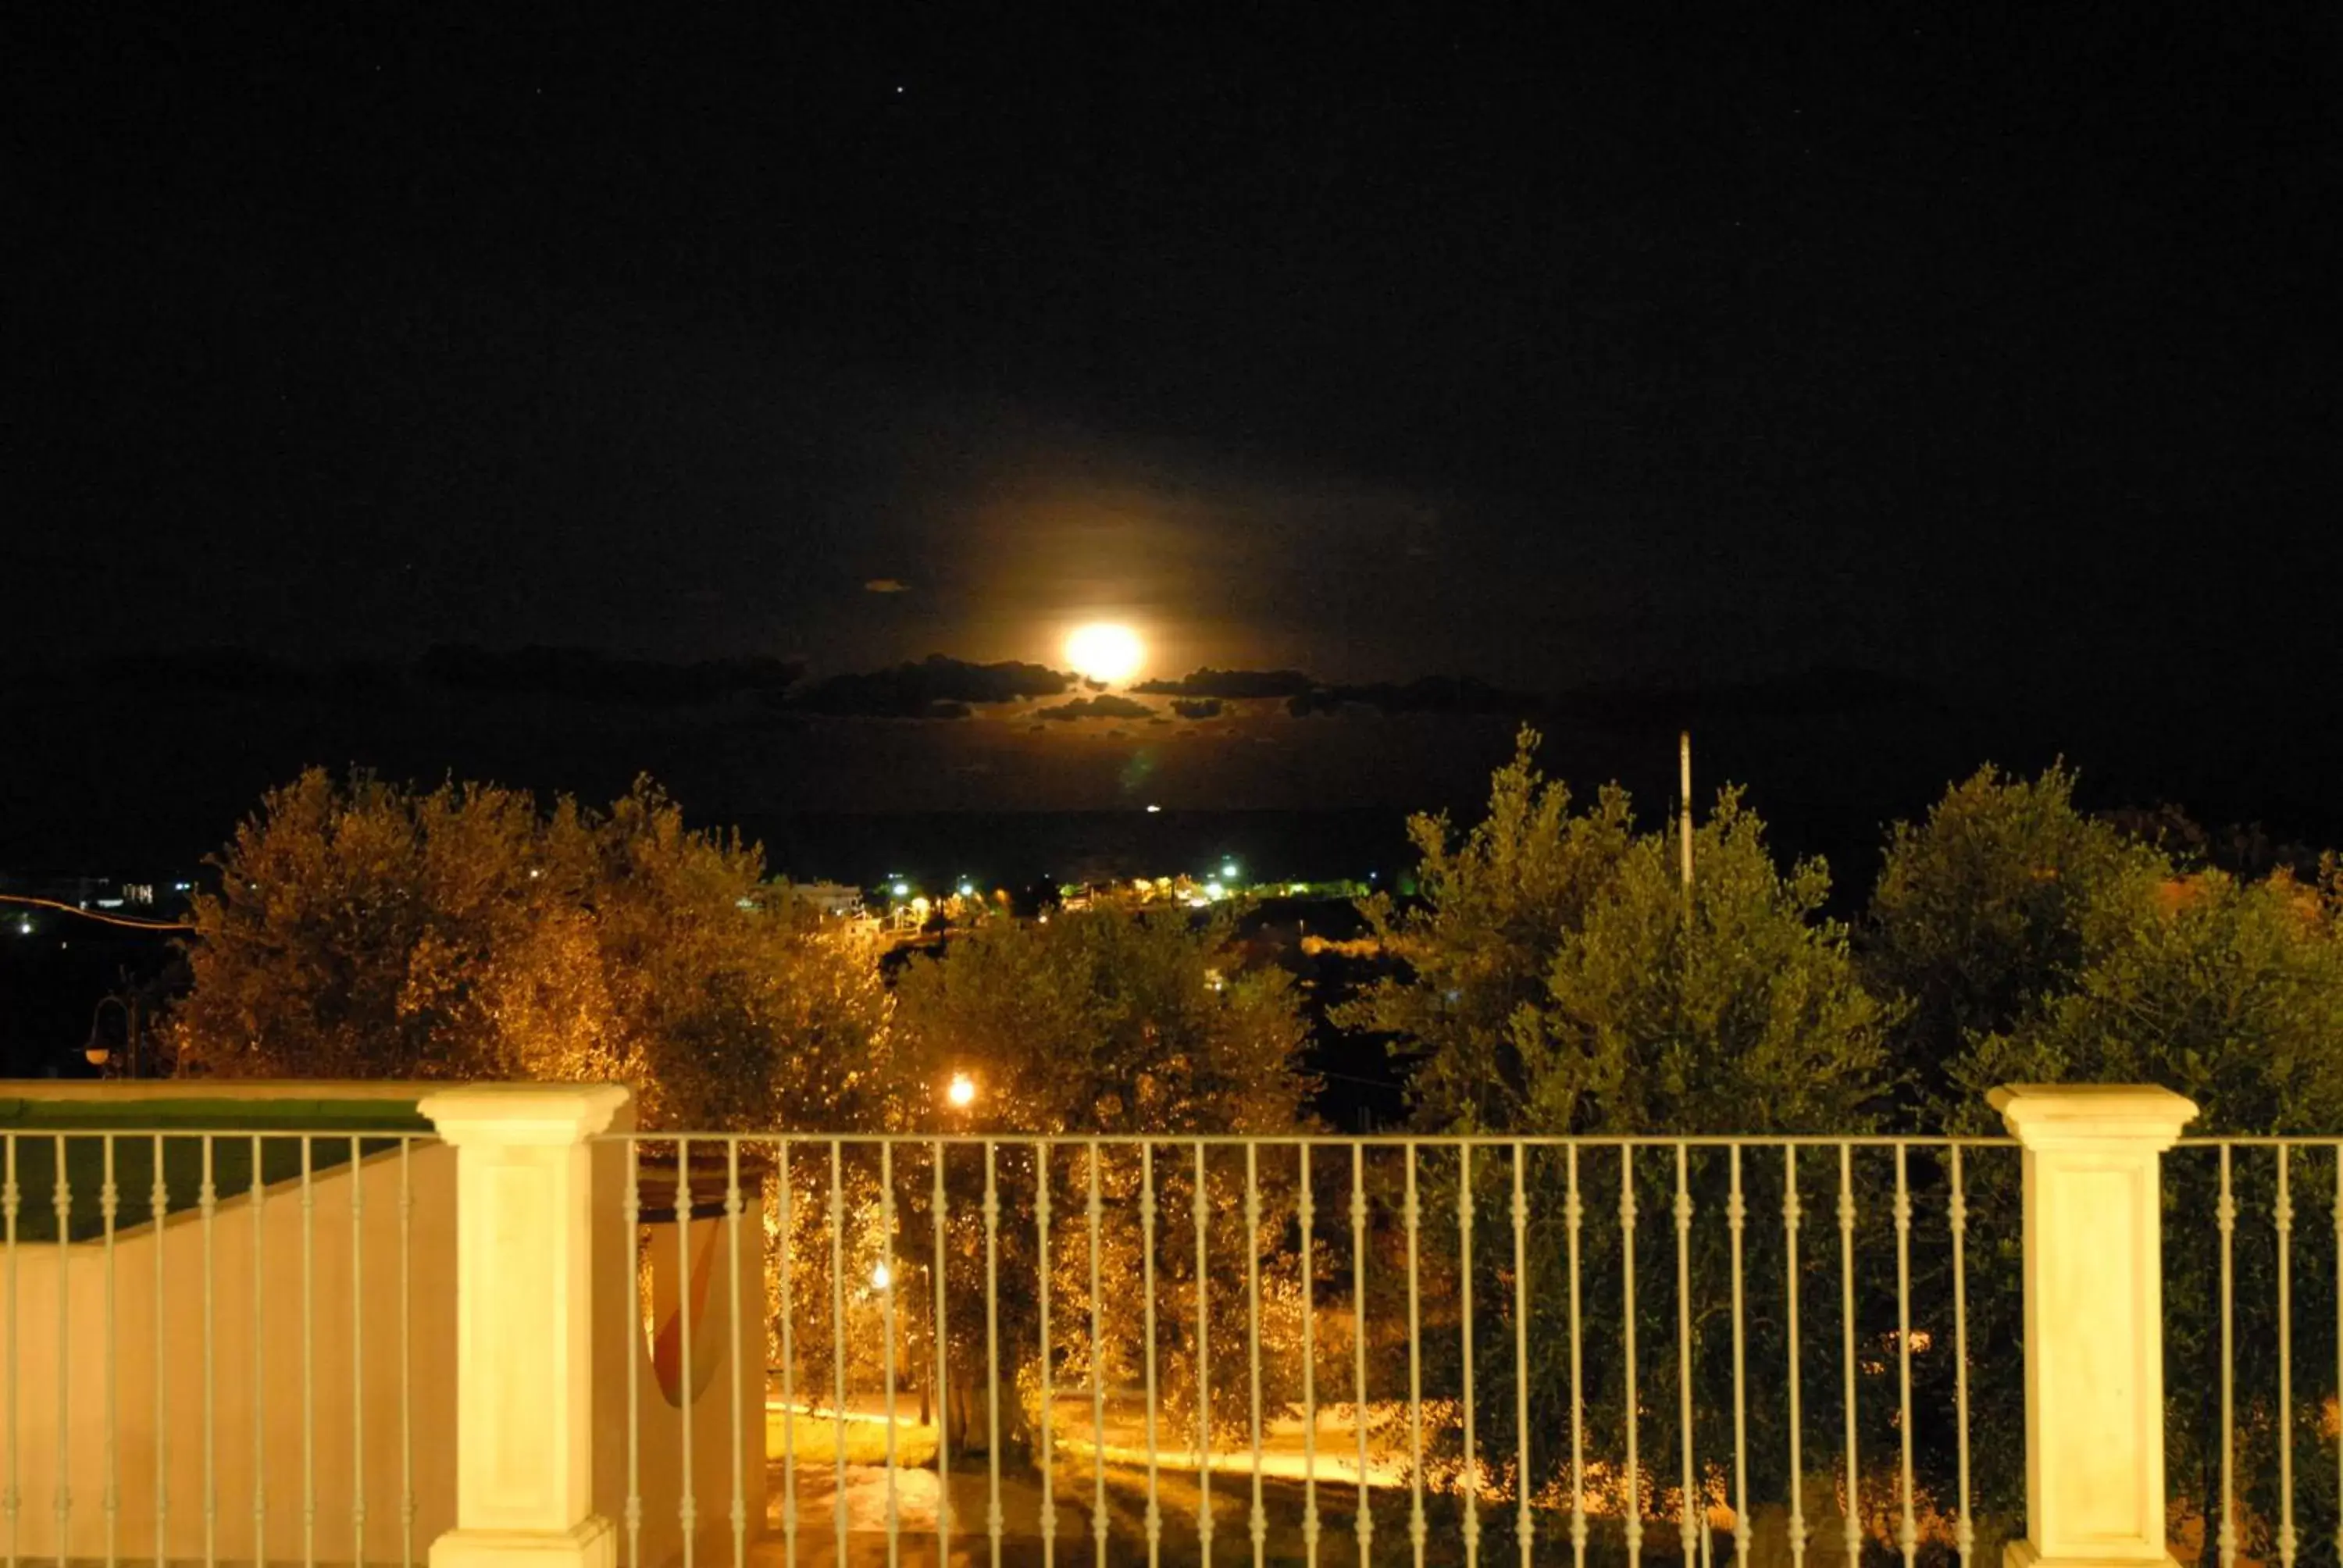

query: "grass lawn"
xmin=0 ymin=1096 xmax=430 ymax=1242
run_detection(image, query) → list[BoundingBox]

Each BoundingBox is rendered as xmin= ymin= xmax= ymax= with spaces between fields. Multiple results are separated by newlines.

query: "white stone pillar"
xmin=1992 ymin=1084 xmax=2199 ymax=1568
xmin=420 ymin=1085 xmax=632 ymax=1568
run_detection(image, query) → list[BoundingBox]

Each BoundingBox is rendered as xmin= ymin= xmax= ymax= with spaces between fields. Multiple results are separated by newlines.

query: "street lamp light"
xmin=83 ymin=993 xmax=138 ymax=1073
xmin=947 ymin=1071 xmax=977 ymax=1109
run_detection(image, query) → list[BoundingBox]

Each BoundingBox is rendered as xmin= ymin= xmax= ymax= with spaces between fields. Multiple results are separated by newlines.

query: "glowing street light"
xmin=891 ymin=881 xmax=911 ymax=899
xmin=947 ymin=1072 xmax=977 ymax=1109
xmin=870 ymin=1262 xmax=893 ymax=1291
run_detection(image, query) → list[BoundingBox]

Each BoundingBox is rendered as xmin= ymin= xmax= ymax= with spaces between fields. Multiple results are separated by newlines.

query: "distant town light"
xmin=947 ymin=1072 xmax=977 ymax=1108
xmin=957 ymin=881 xmax=974 ymax=897
xmin=1204 ymin=882 xmax=1225 ymax=900
xmin=1220 ymin=861 xmax=1239 ymax=881
xmin=892 ymin=881 xmax=911 ymax=898
xmin=1146 ymin=804 xmax=1161 ymax=814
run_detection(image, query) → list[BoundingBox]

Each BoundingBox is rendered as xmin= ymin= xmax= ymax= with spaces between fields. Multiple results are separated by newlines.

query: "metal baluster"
xmin=1039 ymin=1144 xmax=1056 ymax=1568
xmin=1460 ymin=1145 xmax=1479 ymax=1568
xmin=1894 ymin=1146 xmax=1916 ymax=1568
xmin=2219 ymin=1144 xmax=2235 ymax=1568
xmin=933 ymin=1141 xmax=951 ymax=1568
xmin=2333 ymin=1146 xmax=2343 ymax=1568
xmin=1512 ymin=1144 xmax=1532 ymax=1568
xmin=983 ymin=1141 xmax=1003 ymax=1568
xmin=251 ymin=1135 xmax=265 ymax=1567
xmin=680 ymin=1135 xmax=700 ymax=1568
xmin=725 ymin=1141 xmax=746 ymax=1568
xmin=398 ymin=1139 xmax=412 ymax=1568
xmin=1728 ymin=1146 xmax=1749 ymax=1568
xmin=1091 ymin=1148 xmax=1110 ymax=1568
xmin=829 ymin=1145 xmax=848 ymax=1568
xmin=1676 ymin=1145 xmax=1697 ymax=1568
xmin=1142 ymin=1146 xmax=1162 ymax=1568
xmin=1783 ymin=1147 xmax=1805 ymax=1568
xmin=879 ymin=1142 xmax=897 ymax=1568
xmin=622 ymin=1143 xmax=642 ymax=1568
xmin=55 ymin=1135 xmax=73 ymax=1568
xmin=103 ymin=1138 xmax=119 ymax=1568
xmin=5 ymin=1131 xmax=16 ymax=1568
xmin=2277 ymin=1146 xmax=2296 ymax=1568
xmin=776 ymin=1140 xmax=798 ymax=1564
xmin=1567 ymin=1145 xmax=1585 ymax=1568
xmin=1301 ymin=1146 xmax=1321 ymax=1568
xmin=1353 ymin=1146 xmax=1372 ymax=1568
xmin=1837 ymin=1146 xmax=1859 ymax=1568
xmin=1949 ymin=1147 xmax=1972 ymax=1568
xmin=152 ymin=1135 xmax=168 ymax=1568
xmin=302 ymin=1137 xmax=316 ymax=1568
xmin=202 ymin=1139 xmax=218 ymax=1568
xmin=1194 ymin=1142 xmax=1212 ymax=1568
xmin=351 ymin=1136 xmax=366 ymax=1568
xmin=1621 ymin=1145 xmax=1641 ymax=1568
xmin=1246 ymin=1144 xmax=1267 ymax=1568
xmin=1405 ymin=1142 xmax=1425 ymax=1568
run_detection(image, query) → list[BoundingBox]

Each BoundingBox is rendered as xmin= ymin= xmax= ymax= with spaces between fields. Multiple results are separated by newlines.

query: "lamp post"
xmin=81 ymin=992 xmax=141 ymax=1075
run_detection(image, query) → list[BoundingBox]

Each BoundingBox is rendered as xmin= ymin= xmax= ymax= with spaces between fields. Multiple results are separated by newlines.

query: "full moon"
xmin=1065 ymin=622 xmax=1145 ymax=686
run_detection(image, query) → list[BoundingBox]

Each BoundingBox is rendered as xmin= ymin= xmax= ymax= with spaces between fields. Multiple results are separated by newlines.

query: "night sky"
xmin=8 ymin=8 xmax=2341 ymax=857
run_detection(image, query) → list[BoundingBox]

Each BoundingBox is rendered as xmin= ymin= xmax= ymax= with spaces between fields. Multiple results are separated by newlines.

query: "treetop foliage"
xmin=168 ymin=768 xmax=892 ymax=1130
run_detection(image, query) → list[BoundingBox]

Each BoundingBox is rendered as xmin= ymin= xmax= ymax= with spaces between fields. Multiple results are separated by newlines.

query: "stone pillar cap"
xmin=419 ymin=1083 xmax=631 ymax=1146
xmin=1988 ymin=1082 xmax=2199 ymax=1150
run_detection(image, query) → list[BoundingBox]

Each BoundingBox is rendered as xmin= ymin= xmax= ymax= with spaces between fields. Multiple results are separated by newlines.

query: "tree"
xmin=1868 ymin=768 xmax=2343 ymax=1555
xmin=1338 ymin=729 xmax=1888 ymax=1135
xmin=1335 ymin=726 xmax=1638 ymax=1131
xmin=1338 ymin=731 xmax=1897 ymax=1550
xmin=867 ymin=907 xmax=1318 ymax=1462
xmin=167 ymin=768 xmax=891 ymax=1131
xmin=1948 ymin=860 xmax=2343 ymax=1562
xmin=1863 ymin=763 xmax=2168 ymax=1118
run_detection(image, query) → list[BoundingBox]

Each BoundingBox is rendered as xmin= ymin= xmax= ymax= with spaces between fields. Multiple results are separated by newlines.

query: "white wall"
xmin=0 ymin=1098 xmax=762 ymax=1568
xmin=0 ymin=1138 xmax=461 ymax=1565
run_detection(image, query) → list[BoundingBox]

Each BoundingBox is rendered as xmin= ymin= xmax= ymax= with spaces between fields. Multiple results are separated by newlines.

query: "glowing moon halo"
xmin=1065 ymin=622 xmax=1144 ymax=686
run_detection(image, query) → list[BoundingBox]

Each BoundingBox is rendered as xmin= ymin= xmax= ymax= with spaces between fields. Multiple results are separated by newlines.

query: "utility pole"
xmin=1679 ymin=729 xmax=1695 ymax=923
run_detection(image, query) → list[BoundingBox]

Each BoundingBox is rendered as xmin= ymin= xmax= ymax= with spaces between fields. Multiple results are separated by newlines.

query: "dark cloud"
xmin=787 ymin=654 xmax=1072 ymax=718
xmin=1133 ymin=668 xmax=1316 ymax=700
xmin=1286 ymin=673 xmax=1534 ymax=718
xmin=1033 ymin=694 xmax=1161 ymax=723
xmin=415 ymin=645 xmax=805 ymax=704
xmin=1171 ymin=697 xmax=1225 ymax=720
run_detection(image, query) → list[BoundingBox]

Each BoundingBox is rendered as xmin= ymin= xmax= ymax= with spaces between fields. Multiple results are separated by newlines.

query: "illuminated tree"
xmin=879 ymin=907 xmax=1318 ymax=1459
xmin=167 ymin=768 xmax=892 ymax=1131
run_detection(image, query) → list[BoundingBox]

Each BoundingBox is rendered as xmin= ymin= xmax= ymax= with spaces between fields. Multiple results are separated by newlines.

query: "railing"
xmin=2160 ymin=1139 xmax=2343 ymax=1568
xmin=0 ymin=1118 xmax=449 ymax=1568
xmin=12 ymin=1083 xmax=2332 ymax=1568
xmin=601 ymin=1132 xmax=2024 ymax=1568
